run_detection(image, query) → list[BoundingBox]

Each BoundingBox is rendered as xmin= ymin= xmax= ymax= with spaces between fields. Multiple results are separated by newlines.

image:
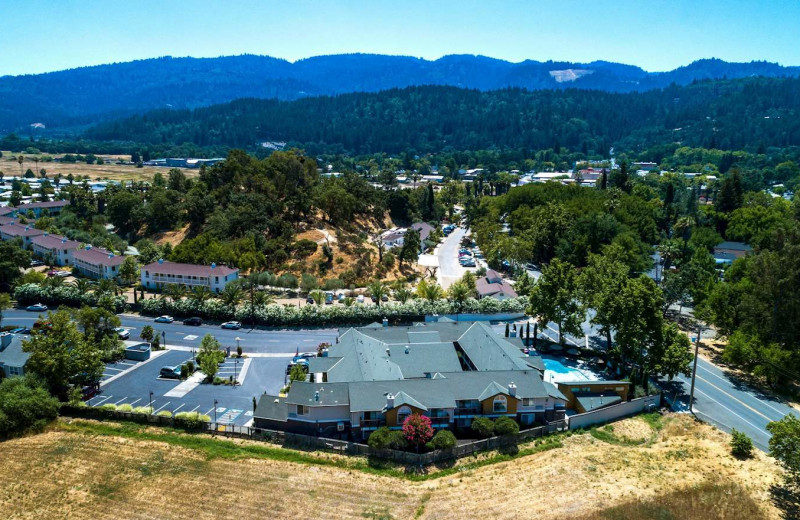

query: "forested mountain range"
xmin=2 ymin=53 xmax=799 ymax=133
xmin=86 ymin=76 xmax=800 ymax=155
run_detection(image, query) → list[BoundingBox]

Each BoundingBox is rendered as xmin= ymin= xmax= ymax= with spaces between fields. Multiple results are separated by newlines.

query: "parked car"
xmin=154 ymin=315 xmax=174 ymax=323
xmin=30 ymin=260 xmax=44 ymax=267
xmin=183 ymin=317 xmax=202 ymax=326
xmin=81 ymin=385 xmax=99 ymax=401
xmin=292 ymin=352 xmax=316 ymax=364
xmin=221 ymin=321 xmax=241 ymax=330
xmin=325 ymin=292 xmax=334 ymax=305
xmin=26 ymin=303 xmax=48 ymax=312
xmin=381 ymin=294 xmax=389 ymax=302
xmin=306 ymin=295 xmax=315 ymax=304
xmin=8 ymin=327 xmax=31 ymax=335
xmin=337 ymin=292 xmax=346 ymax=302
xmin=45 ymin=270 xmax=59 ymax=277
xmin=114 ymin=327 xmax=130 ymax=340
xmin=159 ymin=366 xmax=182 ymax=379
xmin=356 ymin=294 xmax=365 ymax=303
xmin=55 ymin=270 xmax=71 ymax=278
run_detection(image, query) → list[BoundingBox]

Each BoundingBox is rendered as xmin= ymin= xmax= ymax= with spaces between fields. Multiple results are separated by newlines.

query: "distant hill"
xmin=1 ymin=54 xmax=799 ymax=133
xmin=85 ymin=77 xmax=800 ymax=155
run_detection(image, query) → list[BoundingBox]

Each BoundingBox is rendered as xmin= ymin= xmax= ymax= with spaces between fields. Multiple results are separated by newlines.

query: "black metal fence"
xmin=60 ymin=405 xmax=567 ymax=467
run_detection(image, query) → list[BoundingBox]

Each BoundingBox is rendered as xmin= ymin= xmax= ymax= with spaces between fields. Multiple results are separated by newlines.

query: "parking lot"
xmin=90 ymin=349 xmax=290 ymax=425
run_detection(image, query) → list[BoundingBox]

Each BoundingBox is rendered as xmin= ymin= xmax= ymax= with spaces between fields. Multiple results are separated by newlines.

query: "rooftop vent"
xmin=158 ymin=258 xmax=164 ymax=264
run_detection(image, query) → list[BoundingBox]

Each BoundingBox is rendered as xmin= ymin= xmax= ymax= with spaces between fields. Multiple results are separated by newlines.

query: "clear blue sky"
xmin=2 ymin=0 xmax=799 ymax=76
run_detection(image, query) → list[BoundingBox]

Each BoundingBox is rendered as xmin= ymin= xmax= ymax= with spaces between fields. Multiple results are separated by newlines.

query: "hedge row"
xmin=14 ymin=284 xmax=127 ymax=313
xmin=137 ymin=295 xmax=528 ymax=326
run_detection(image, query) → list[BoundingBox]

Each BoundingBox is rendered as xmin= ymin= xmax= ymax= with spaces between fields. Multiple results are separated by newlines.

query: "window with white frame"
xmin=493 ymin=395 xmax=507 ymax=413
xmin=396 ymin=406 xmax=412 ymax=424
xmin=522 ymin=398 xmax=535 ymax=406
xmin=297 ymin=405 xmax=309 ymax=416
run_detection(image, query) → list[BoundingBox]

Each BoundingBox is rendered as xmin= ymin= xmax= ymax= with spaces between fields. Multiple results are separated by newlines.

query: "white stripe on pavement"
xmin=697 ymin=363 xmax=790 ymax=420
xmin=153 ymin=401 xmax=171 ymax=413
xmin=172 ymin=403 xmax=186 ymax=414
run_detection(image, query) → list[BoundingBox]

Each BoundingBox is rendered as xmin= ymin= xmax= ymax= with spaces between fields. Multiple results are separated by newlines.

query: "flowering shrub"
xmin=139 ymin=296 xmax=528 ymax=327
xmin=14 ymin=283 xmax=127 ymax=312
xmin=402 ymin=414 xmax=434 ymax=450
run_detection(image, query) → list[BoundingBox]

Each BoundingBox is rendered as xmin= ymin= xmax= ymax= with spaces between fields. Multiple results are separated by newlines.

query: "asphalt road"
xmin=437 ymin=226 xmax=475 ymax=290
xmin=3 ymin=308 xmax=338 ymax=354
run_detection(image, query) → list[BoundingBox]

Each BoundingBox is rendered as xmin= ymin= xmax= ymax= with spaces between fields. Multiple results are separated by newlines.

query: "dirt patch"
xmin=150 ymin=224 xmax=190 ymax=247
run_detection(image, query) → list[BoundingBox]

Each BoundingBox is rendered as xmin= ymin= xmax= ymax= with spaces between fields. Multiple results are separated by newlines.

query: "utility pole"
xmin=688 ymin=321 xmax=702 ymax=414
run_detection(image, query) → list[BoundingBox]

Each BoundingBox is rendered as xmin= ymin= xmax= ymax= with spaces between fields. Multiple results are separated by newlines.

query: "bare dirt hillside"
xmin=0 ymin=414 xmax=785 ymax=519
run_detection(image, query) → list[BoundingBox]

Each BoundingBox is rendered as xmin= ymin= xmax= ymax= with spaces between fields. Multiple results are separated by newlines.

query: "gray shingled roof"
xmin=0 ymin=334 xmax=30 ymax=368
xmin=307 ymin=356 xmax=342 ymax=373
xmin=456 ymin=323 xmax=531 ymax=371
xmin=285 ymin=382 xmax=350 ymax=407
xmin=254 ymin=395 xmax=288 ymax=422
xmin=478 ymin=381 xmax=510 ymax=401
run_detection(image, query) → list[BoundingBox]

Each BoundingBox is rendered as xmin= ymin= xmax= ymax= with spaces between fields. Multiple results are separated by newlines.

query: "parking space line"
xmin=128 ymin=398 xmax=142 ymax=406
xmin=154 ymin=401 xmax=171 ymax=413
xmin=190 ymin=405 xmax=200 ymax=413
xmin=204 ymin=407 xmax=214 ymax=416
xmin=91 ymin=395 xmax=112 ymax=405
xmin=172 ymin=403 xmax=186 ymax=414
xmin=114 ymin=397 xmax=128 ymax=405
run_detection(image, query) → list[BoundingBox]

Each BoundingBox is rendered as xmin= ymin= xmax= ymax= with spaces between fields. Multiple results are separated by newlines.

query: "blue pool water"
xmin=541 ymin=356 xmax=591 ymax=381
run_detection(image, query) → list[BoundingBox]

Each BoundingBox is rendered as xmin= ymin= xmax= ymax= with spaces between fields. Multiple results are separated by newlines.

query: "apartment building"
xmin=72 ymin=245 xmax=126 ymax=279
xmin=140 ymin=260 xmax=239 ymax=293
xmin=0 ymin=223 xmax=45 ymax=246
xmin=30 ymin=233 xmax=81 ymax=266
xmin=255 ymin=321 xmax=567 ymax=440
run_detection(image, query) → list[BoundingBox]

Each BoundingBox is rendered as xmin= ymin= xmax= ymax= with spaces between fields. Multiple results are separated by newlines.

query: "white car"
xmin=114 ymin=327 xmax=130 ymax=339
xmin=154 ymin=315 xmax=174 ymax=323
xmin=221 ymin=321 xmax=242 ymax=330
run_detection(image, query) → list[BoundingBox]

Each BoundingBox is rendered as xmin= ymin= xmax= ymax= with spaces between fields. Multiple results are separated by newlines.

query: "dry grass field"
xmin=2 ymin=152 xmax=191 ymax=183
xmin=0 ymin=413 xmax=787 ymax=520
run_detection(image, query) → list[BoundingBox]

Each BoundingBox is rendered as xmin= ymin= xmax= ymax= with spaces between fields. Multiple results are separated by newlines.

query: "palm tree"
xmin=164 ymin=283 xmax=187 ymax=303
xmin=447 ymin=282 xmax=470 ymax=313
xmin=309 ymin=289 xmax=326 ymax=306
xmin=417 ymin=278 xmax=444 ymax=302
xmin=190 ymin=286 xmax=213 ymax=304
xmin=252 ymin=291 xmax=275 ymax=307
xmin=71 ymin=278 xmax=94 ymax=295
xmin=394 ymin=287 xmax=413 ymax=304
xmin=220 ymin=283 xmax=244 ymax=309
xmin=96 ymin=278 xmax=119 ymax=296
xmin=43 ymin=276 xmax=65 ymax=288
xmin=367 ymin=280 xmax=388 ymax=307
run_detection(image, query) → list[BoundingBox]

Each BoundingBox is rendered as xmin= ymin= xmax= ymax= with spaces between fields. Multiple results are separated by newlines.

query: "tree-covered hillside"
xmin=2 ymin=54 xmax=798 ymax=133
xmin=86 ymin=77 xmax=800 ymax=155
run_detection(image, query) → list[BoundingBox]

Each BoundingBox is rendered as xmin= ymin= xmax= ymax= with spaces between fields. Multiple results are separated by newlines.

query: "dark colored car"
xmin=160 ymin=366 xmax=182 ymax=379
xmin=81 ymin=385 xmax=99 ymax=401
xmin=183 ymin=317 xmax=202 ymax=326
xmin=9 ymin=327 xmax=31 ymax=335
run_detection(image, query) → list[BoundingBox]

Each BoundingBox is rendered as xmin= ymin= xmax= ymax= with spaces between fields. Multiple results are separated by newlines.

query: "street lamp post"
xmin=149 ymin=391 xmax=153 ymax=412
xmin=213 ymin=399 xmax=218 ymax=424
xmin=162 ymin=330 xmax=166 ymax=350
xmin=234 ymin=358 xmax=239 ymax=386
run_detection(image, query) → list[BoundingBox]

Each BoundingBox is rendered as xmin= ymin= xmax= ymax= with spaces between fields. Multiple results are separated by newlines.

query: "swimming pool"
xmin=541 ymin=356 xmax=595 ymax=383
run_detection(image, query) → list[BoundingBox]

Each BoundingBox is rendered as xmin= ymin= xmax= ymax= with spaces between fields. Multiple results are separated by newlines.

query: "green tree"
xmin=140 ymin=325 xmax=155 ymax=343
xmin=289 ymin=363 xmax=307 ymax=383
xmin=0 ymin=376 xmax=60 ymax=437
xmin=22 ymin=310 xmax=103 ymax=398
xmin=196 ymin=334 xmax=225 ymax=381
xmin=578 ymin=253 xmax=629 ymax=350
xmin=529 ymin=259 xmax=584 ymax=345
xmin=767 ymin=414 xmax=800 ymax=489
xmin=0 ymin=240 xmax=32 ymax=291
xmin=394 ymin=287 xmax=412 ymax=304
xmin=447 ymin=281 xmax=471 ymax=313
xmin=0 ymin=293 xmax=11 ymax=328
xmin=367 ymin=280 xmax=388 ymax=306
xmin=614 ymin=276 xmax=665 ymax=391
xmin=416 ymin=278 xmax=443 ymax=301
xmin=430 ymin=429 xmax=457 ymax=450
xmin=730 ymin=429 xmax=753 ymax=458
xmin=398 ymin=229 xmax=421 ymax=267
xmin=471 ymin=417 xmax=495 ymax=438
xmin=118 ymin=256 xmax=139 ymax=303
xmin=494 ymin=416 xmax=520 ymax=436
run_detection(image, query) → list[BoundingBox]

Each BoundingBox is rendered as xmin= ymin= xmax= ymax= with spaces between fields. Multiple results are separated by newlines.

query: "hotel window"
xmin=522 ymin=398 xmax=535 ymax=406
xmin=396 ymin=406 xmax=412 ymax=424
xmin=493 ymin=395 xmax=507 ymax=413
xmin=297 ymin=405 xmax=309 ymax=416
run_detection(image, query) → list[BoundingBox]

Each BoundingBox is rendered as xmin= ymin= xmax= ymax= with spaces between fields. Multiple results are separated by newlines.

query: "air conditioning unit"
xmin=337 ymin=422 xmax=345 ymax=432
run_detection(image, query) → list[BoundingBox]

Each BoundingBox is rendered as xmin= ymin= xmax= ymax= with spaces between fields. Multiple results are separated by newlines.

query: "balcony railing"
xmin=454 ymin=407 xmax=481 ymax=415
xmin=360 ymin=418 xmax=386 ymax=428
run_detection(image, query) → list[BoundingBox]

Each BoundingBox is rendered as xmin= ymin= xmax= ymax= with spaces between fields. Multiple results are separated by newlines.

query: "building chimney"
xmin=0 ymin=332 xmax=11 ymax=351
xmin=211 ymin=262 xmax=216 ymax=269
xmin=508 ymin=382 xmax=517 ymax=397
xmin=314 ymin=390 xmax=320 ymax=402
xmin=386 ymin=393 xmax=395 ymax=409
xmin=404 ymin=345 xmax=410 ymax=354
xmin=157 ymin=258 xmax=164 ymax=264
xmin=385 ymin=347 xmax=391 ymax=357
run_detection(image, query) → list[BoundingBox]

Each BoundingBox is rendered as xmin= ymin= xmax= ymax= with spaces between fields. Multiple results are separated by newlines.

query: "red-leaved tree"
xmin=402 ymin=413 xmax=434 ymax=451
